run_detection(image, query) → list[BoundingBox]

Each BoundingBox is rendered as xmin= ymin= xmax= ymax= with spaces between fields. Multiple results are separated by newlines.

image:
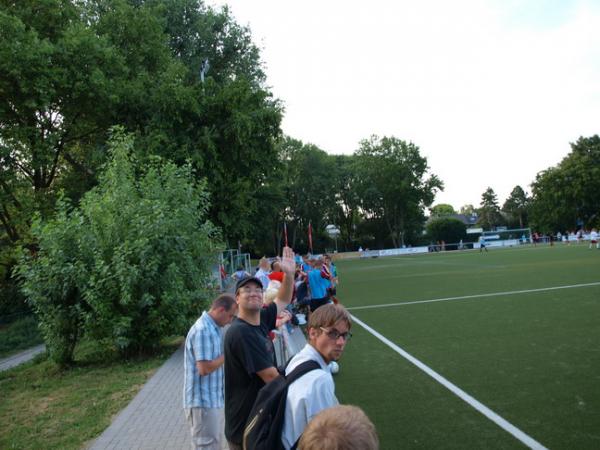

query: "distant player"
xmin=479 ymin=235 xmax=488 ymax=253
xmin=590 ymin=229 xmax=599 ymax=249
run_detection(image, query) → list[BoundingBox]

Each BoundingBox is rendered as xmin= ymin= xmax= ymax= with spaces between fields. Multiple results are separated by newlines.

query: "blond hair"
xmin=307 ymin=303 xmax=352 ymax=331
xmin=262 ymin=280 xmax=280 ymax=304
xmin=298 ymin=405 xmax=379 ymax=450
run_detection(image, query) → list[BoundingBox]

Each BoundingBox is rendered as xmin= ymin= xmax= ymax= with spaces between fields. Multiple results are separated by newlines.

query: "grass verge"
xmin=0 ymin=336 xmax=182 ymax=450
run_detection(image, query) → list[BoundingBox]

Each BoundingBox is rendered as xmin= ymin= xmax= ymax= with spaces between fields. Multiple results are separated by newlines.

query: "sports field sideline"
xmin=332 ymin=244 xmax=599 ymax=449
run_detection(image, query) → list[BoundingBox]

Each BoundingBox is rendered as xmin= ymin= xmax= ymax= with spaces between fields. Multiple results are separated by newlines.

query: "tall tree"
xmin=329 ymin=154 xmax=362 ymax=251
xmin=278 ymin=137 xmax=336 ymax=253
xmin=1 ymin=0 xmax=283 ymax=310
xmin=502 ymin=185 xmax=529 ymax=228
xmin=355 ymin=136 xmax=442 ymax=248
xmin=459 ymin=204 xmax=476 ymax=216
xmin=530 ymin=135 xmax=600 ymax=232
xmin=477 ymin=187 xmax=503 ymax=230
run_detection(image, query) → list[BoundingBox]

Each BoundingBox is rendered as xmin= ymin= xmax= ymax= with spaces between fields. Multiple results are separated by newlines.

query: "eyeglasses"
xmin=239 ymin=286 xmax=263 ymax=294
xmin=320 ymin=327 xmax=352 ymax=341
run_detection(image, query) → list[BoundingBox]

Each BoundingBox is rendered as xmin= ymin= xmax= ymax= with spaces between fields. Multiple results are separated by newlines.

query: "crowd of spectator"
xmin=183 ymin=247 xmax=376 ymax=450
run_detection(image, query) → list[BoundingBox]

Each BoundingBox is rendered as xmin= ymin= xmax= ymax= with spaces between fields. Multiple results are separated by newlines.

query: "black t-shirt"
xmin=224 ymin=302 xmax=278 ymax=444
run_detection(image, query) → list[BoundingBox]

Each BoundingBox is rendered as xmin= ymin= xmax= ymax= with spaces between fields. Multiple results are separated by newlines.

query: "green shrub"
xmin=17 ymin=129 xmax=221 ymax=365
xmin=426 ymin=217 xmax=467 ymax=244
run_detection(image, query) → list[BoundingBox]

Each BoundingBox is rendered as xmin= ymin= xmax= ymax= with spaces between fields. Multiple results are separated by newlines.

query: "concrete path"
xmin=88 ymin=345 xmax=189 ymax=450
xmin=0 ymin=344 xmax=46 ymax=372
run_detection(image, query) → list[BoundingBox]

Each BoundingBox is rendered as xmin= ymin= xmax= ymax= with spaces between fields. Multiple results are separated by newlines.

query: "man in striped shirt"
xmin=184 ymin=294 xmax=237 ymax=450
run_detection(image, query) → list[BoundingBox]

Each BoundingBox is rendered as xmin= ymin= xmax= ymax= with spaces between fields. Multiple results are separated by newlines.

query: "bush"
xmin=17 ymin=129 xmax=221 ymax=365
xmin=426 ymin=217 xmax=467 ymax=245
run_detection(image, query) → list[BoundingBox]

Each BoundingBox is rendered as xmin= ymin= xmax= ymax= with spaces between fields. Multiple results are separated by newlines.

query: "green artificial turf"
xmin=333 ymin=244 xmax=600 ymax=449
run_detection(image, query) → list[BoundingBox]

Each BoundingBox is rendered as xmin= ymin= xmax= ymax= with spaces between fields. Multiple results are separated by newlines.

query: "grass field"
xmin=332 ymin=244 xmax=600 ymax=449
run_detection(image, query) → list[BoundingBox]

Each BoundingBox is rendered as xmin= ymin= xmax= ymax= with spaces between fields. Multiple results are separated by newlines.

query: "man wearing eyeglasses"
xmin=224 ymin=247 xmax=296 ymax=450
xmin=281 ymin=303 xmax=353 ymax=450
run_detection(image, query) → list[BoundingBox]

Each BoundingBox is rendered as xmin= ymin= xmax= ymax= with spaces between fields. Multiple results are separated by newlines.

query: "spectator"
xmin=224 ymin=247 xmax=295 ymax=450
xmin=254 ymin=257 xmax=271 ymax=291
xmin=281 ymin=304 xmax=352 ymax=449
xmin=269 ymin=259 xmax=285 ymax=283
xmin=297 ymin=405 xmax=379 ymax=450
xmin=323 ymin=255 xmax=339 ymax=304
xmin=307 ymin=258 xmax=332 ymax=312
xmin=232 ymin=266 xmax=250 ymax=281
xmin=183 ymin=294 xmax=237 ymax=450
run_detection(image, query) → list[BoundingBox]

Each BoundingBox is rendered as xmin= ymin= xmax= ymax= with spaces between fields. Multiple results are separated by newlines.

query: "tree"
xmin=477 ymin=187 xmax=503 ymax=230
xmin=459 ymin=204 xmax=476 ymax=216
xmin=130 ymin=0 xmax=283 ymax=246
xmin=17 ymin=130 xmax=220 ymax=365
xmin=1 ymin=0 xmax=132 ymax=313
xmin=355 ymin=136 xmax=443 ymax=248
xmin=502 ymin=185 xmax=529 ymax=228
xmin=278 ymin=137 xmax=337 ymax=253
xmin=1 ymin=0 xmax=283 ymax=306
xmin=329 ymin=154 xmax=362 ymax=251
xmin=430 ymin=204 xmax=456 ymax=217
xmin=530 ymin=135 xmax=600 ymax=232
xmin=426 ymin=217 xmax=467 ymax=245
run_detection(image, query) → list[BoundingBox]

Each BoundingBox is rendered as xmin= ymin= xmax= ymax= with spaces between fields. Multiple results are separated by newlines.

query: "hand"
xmin=276 ymin=309 xmax=292 ymax=328
xmin=280 ymin=246 xmax=295 ymax=276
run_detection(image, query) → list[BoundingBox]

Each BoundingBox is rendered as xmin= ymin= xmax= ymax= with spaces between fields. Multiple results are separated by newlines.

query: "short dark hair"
xmin=211 ymin=293 xmax=235 ymax=311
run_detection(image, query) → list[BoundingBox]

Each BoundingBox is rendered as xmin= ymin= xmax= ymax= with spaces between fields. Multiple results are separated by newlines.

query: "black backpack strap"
xmin=285 ymin=359 xmax=321 ymax=385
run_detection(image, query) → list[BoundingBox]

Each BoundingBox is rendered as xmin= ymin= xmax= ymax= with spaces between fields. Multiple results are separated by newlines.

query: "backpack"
xmin=242 ymin=359 xmax=321 ymax=450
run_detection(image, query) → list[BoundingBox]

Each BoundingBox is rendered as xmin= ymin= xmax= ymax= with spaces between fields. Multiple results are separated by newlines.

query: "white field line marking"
xmin=351 ymin=314 xmax=548 ymax=450
xmin=347 ymin=281 xmax=600 ymax=311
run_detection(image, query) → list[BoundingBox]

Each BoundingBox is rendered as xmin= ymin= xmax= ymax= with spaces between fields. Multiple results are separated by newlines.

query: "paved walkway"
xmin=0 ymin=344 xmax=46 ymax=372
xmin=88 ymin=345 xmax=189 ymax=450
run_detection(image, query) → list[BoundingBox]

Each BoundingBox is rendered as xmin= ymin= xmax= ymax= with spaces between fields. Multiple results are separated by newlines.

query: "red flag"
xmin=283 ymin=222 xmax=288 ymax=247
xmin=308 ymin=221 xmax=313 ymax=253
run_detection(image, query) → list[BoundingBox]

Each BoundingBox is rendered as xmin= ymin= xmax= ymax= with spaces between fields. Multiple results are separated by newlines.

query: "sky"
xmin=209 ymin=0 xmax=600 ymax=211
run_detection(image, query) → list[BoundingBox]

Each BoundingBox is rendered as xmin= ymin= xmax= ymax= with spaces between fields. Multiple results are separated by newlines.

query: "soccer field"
xmin=332 ymin=244 xmax=600 ymax=449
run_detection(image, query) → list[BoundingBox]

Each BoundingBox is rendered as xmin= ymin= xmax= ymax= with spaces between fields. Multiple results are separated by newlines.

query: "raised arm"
xmin=274 ymin=246 xmax=295 ymax=313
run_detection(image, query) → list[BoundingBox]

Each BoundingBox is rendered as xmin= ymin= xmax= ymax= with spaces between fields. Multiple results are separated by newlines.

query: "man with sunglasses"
xmin=224 ymin=247 xmax=296 ymax=450
xmin=281 ymin=303 xmax=353 ymax=450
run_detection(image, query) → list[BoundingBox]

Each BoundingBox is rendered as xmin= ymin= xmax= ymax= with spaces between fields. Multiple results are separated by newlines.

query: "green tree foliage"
xmin=355 ymin=136 xmax=443 ymax=248
xmin=278 ymin=137 xmax=337 ymax=253
xmin=430 ymin=203 xmax=456 ymax=216
xmin=129 ymin=0 xmax=283 ymax=245
xmin=1 ymin=0 xmax=281 ymax=307
xmin=502 ymin=185 xmax=529 ymax=228
xmin=530 ymin=135 xmax=600 ymax=232
xmin=477 ymin=187 xmax=504 ymax=230
xmin=426 ymin=217 xmax=467 ymax=244
xmin=459 ymin=204 xmax=476 ymax=216
xmin=329 ymin=154 xmax=362 ymax=251
xmin=17 ymin=130 xmax=220 ymax=365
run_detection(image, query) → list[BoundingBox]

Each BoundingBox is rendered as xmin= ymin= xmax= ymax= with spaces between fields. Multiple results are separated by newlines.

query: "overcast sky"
xmin=209 ymin=0 xmax=600 ymax=210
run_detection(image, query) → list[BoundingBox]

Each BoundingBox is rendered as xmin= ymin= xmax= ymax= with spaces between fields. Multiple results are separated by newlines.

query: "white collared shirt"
xmin=281 ymin=344 xmax=338 ymax=449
